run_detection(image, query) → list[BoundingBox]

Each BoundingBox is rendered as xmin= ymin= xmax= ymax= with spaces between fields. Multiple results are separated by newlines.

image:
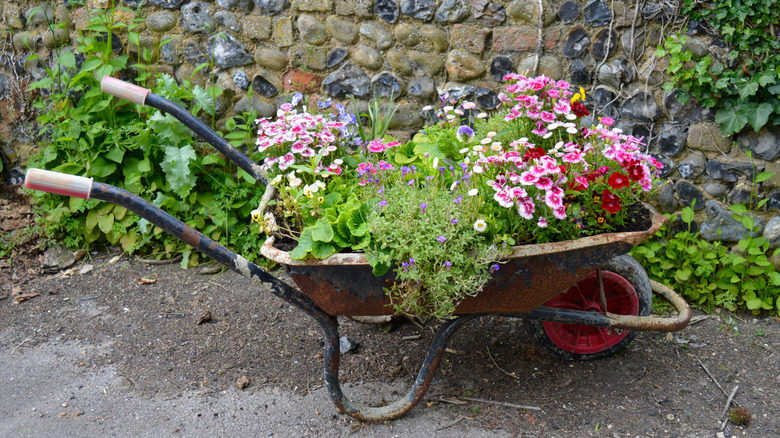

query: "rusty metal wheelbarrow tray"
xmin=25 ymin=78 xmax=692 ymax=422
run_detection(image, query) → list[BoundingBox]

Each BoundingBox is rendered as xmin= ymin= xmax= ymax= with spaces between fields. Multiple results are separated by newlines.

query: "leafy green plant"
xmin=663 ymin=0 xmax=780 ymax=136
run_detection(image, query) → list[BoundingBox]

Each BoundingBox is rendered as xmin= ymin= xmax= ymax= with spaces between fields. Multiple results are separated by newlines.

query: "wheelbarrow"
xmin=24 ymin=77 xmax=691 ymax=421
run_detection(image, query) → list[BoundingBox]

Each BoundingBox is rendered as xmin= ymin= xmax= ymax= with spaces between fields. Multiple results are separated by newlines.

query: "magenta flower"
xmin=420 ymin=203 xmax=427 ymax=213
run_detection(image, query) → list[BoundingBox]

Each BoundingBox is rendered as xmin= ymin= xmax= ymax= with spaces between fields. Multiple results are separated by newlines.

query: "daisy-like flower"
xmin=474 ymin=219 xmax=488 ymax=233
xmin=462 ymin=101 xmax=476 ymax=109
xmin=468 ymin=188 xmax=479 ymax=196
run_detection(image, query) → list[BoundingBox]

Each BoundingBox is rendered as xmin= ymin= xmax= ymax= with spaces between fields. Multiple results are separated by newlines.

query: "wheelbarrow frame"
xmin=24 ymin=78 xmax=692 ymax=421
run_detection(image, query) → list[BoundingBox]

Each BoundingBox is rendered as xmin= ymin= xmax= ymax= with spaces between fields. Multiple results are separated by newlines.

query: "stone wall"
xmin=1 ymin=0 xmax=779 ymax=245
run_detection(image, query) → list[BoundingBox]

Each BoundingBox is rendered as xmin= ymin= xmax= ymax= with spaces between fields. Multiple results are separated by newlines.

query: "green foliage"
xmin=632 ymin=167 xmax=780 ymax=315
xmin=663 ymin=0 xmax=780 ymax=136
xmin=26 ymin=4 xmax=268 ymax=265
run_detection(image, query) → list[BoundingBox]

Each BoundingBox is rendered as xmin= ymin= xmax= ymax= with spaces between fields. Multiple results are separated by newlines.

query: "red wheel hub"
xmin=542 ymin=271 xmax=639 ymax=355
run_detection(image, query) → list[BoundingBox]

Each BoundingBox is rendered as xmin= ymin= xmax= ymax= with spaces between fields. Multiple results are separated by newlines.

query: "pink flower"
xmin=367 ymin=139 xmax=387 ymax=153
xmin=537 ymin=217 xmax=548 ymax=228
xmin=517 ymin=201 xmax=535 ymax=220
xmin=562 ymin=152 xmax=583 ymax=164
xmin=520 ymin=171 xmax=539 ymax=185
xmin=540 ymin=111 xmax=556 ymax=123
xmin=535 ymin=177 xmax=553 ymax=191
xmin=552 ymin=206 xmax=567 ymax=220
xmin=600 ymin=117 xmax=615 ymax=126
xmin=277 ymin=153 xmax=295 ymax=171
xmin=494 ymin=188 xmax=514 ymax=208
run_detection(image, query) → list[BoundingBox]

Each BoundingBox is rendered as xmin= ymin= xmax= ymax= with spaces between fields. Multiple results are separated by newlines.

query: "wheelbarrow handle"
xmin=98 ymin=77 xmax=268 ymax=186
xmin=101 ymin=76 xmax=151 ymax=106
xmin=24 ymin=168 xmax=93 ymax=199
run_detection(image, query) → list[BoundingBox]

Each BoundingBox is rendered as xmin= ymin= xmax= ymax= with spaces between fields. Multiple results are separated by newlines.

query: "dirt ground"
xmin=1 ymin=192 xmax=779 ymax=437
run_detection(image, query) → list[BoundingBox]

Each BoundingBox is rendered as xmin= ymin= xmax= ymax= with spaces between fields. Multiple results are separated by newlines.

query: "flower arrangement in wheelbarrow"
xmin=252 ymin=74 xmax=663 ymax=319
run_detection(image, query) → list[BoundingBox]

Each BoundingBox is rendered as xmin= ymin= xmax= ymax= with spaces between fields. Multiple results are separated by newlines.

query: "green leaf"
xmin=769 ymin=272 xmax=780 ymax=286
xmin=105 ymin=145 xmax=125 ymax=163
xmin=87 ymin=156 xmax=117 ymax=178
xmin=98 ymin=213 xmax=115 ymax=234
xmin=289 ymin=229 xmax=314 ymax=260
xmin=310 ymin=218 xmax=335 ymax=243
xmin=746 ymin=102 xmax=773 ymax=132
xmin=675 ymin=268 xmax=692 ymax=282
xmin=150 ymin=112 xmax=190 ymax=147
xmin=192 ymin=86 xmax=215 ymax=116
xmin=161 ymin=145 xmax=197 ymax=198
xmin=681 ymin=207 xmax=694 ymax=224
xmin=86 ymin=209 xmax=99 ymax=233
xmin=736 ymin=81 xmax=759 ymax=100
xmin=755 ymin=171 xmax=773 ymax=183
xmin=715 ymin=108 xmax=747 ymax=136
xmin=59 ymin=51 xmax=77 ymax=70
xmin=311 ymin=242 xmax=338 ymax=259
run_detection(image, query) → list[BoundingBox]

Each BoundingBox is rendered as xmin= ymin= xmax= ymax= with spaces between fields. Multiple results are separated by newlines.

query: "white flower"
xmin=476 ymin=112 xmax=488 ymax=119
xmin=472 ymin=145 xmax=484 ymax=152
xmin=491 ymin=142 xmax=502 ymax=151
xmin=487 ymin=131 xmax=497 ymax=138
xmin=468 ymin=188 xmax=479 ymax=196
xmin=270 ymin=175 xmax=283 ymax=186
xmin=459 ymin=147 xmax=470 ymax=154
xmin=473 ymin=219 xmax=487 ymax=233
xmin=566 ymin=113 xmax=577 ymax=120
xmin=450 ymin=181 xmax=459 ymax=191
xmin=566 ymin=126 xmax=578 ymax=134
xmin=432 ymin=157 xmax=439 ymax=168
xmin=443 ymin=105 xmax=454 ymax=112
xmin=314 ymin=180 xmax=326 ymax=190
xmin=472 ymin=165 xmax=484 ymax=174
xmin=422 ymin=105 xmax=433 ymax=111
xmin=480 ymin=137 xmax=491 ymax=145
xmin=289 ymin=177 xmax=302 ymax=188
xmin=542 ymin=132 xmax=553 ymax=139
xmin=251 ymin=209 xmax=262 ymax=223
xmin=334 ymin=159 xmax=344 ymax=165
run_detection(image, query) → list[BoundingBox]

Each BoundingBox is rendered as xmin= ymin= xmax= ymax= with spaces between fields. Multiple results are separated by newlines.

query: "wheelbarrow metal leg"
xmin=318 ymin=314 xmax=479 ymax=421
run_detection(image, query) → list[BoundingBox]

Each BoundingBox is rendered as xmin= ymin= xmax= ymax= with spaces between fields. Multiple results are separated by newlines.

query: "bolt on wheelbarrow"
xmin=25 ymin=77 xmax=692 ymax=422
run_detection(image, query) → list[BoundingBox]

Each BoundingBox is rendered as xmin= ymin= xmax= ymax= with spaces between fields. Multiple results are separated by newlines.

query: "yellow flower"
xmin=251 ymin=209 xmax=262 ymax=223
xmin=570 ymin=86 xmax=586 ymax=103
xmin=317 ymin=196 xmax=324 ymax=203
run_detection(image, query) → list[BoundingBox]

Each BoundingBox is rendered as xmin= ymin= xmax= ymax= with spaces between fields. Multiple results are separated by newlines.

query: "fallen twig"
xmin=437 ymin=415 xmax=474 ymax=431
xmin=719 ymin=385 xmax=739 ymax=419
xmin=461 ymin=396 xmax=541 ymax=411
xmin=486 ymin=347 xmax=520 ymax=380
xmin=401 ymin=334 xmax=421 ymax=341
xmin=697 ymin=358 xmax=727 ymax=396
xmin=136 ymin=254 xmax=183 ymax=265
xmin=11 ymin=337 xmax=29 ymax=354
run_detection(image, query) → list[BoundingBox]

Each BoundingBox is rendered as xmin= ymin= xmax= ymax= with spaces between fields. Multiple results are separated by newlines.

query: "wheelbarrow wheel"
xmin=524 ymin=254 xmax=652 ymax=361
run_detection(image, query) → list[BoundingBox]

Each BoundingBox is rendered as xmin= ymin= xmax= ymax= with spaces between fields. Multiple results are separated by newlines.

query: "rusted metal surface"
xmin=605 ymin=280 xmax=692 ymax=332
xmin=262 ymin=206 xmax=667 ymax=316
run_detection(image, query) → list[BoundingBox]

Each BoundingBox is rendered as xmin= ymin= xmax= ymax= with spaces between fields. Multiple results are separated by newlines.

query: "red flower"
xmin=523 ymin=147 xmax=546 ymax=162
xmin=627 ymin=164 xmax=645 ymax=181
xmin=601 ymin=189 xmax=622 ymax=214
xmin=571 ymin=101 xmax=589 ymax=117
xmin=607 ymin=172 xmax=630 ymax=189
xmin=568 ymin=180 xmax=587 ymax=191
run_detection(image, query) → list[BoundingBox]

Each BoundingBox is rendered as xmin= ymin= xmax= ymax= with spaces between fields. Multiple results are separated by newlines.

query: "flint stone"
xmin=652 ymin=154 xmax=674 ymax=179
xmin=446 ymin=49 xmax=485 ymax=81
xmin=43 ymin=245 xmax=76 ymax=271
xmin=621 ymin=28 xmax=645 ymax=60
xmin=506 ymin=0 xmax=556 ymax=26
xmin=591 ymin=29 xmax=617 ymax=60
xmin=274 ymin=16 xmax=294 ymax=46
xmin=327 ymin=48 xmax=348 ymax=68
xmin=43 ymin=28 xmax=69 ymax=49
xmin=215 ymin=11 xmax=240 ymax=32
xmin=766 ymin=191 xmax=780 ymax=212
xmin=254 ymin=0 xmax=290 ymax=14
xmin=450 ymin=24 xmax=489 ymax=54
xmin=687 ymin=122 xmax=731 ymax=153
xmin=401 ymin=0 xmax=436 ymax=20
xmin=589 ymin=85 xmax=618 ymax=119
xmin=147 ymin=11 xmax=177 ymax=32
xmin=292 ymin=46 xmax=328 ymax=70
xmin=682 ymin=35 xmax=710 ymax=58
xmin=621 ymin=92 xmax=663 ymax=122
xmin=676 ymin=180 xmax=705 ymax=210
xmin=765 ymin=217 xmax=780 ymax=248
xmin=728 ymin=181 xmax=753 ymax=206
xmin=408 ymin=76 xmax=435 ymax=98
xmin=710 ymin=40 xmax=739 ymax=69
xmin=181 ymin=2 xmax=214 ymax=34
xmin=438 ymin=82 xmax=475 ymax=101
xmin=657 ymin=124 xmax=687 ymax=157
xmin=637 ymin=56 xmax=666 ymax=86
xmin=473 ymin=0 xmax=506 ymax=27
xmin=375 ymin=0 xmax=399 ymax=23
xmin=558 ymin=1 xmax=580 ymax=23
xmin=517 ymin=55 xmax=562 ymax=81
xmin=597 ymin=59 xmax=633 ymax=89
xmin=583 ymin=0 xmax=611 ymax=25
xmin=183 ymin=41 xmax=207 ymax=65
xmin=252 ymin=74 xmax=279 ymax=97
xmin=335 ymin=0 xmax=374 ymax=16
xmin=569 ymin=59 xmax=591 ymax=84
xmin=737 ymin=129 xmax=780 ymax=161
xmin=360 ymin=21 xmax=394 ymax=50
xmin=386 ymin=49 xmax=413 ymax=74
xmin=25 ymin=5 xmax=52 ymax=26
xmin=372 ymin=72 xmax=404 ymax=98
xmin=387 ymin=101 xmax=423 ymax=129
xmin=702 ymin=182 xmax=728 ymax=198
xmin=297 ymin=14 xmax=327 ymax=45
xmin=490 ymin=56 xmax=514 ymax=81
xmin=678 ymin=152 xmax=706 ymax=180
xmin=208 ymin=33 xmax=253 ymax=68
xmin=395 ymin=23 xmax=422 ymax=47
xmin=339 ymin=336 xmax=359 ymax=354
xmin=706 ymin=159 xmax=755 ymax=183
xmin=409 ymin=50 xmax=444 ymax=76
xmin=421 ymin=25 xmax=449 ymax=52
xmin=435 ymin=0 xmax=469 ymax=23
xmin=243 ymin=15 xmax=272 ymax=40
xmin=159 ymin=40 xmax=178 ymax=64
xmin=353 ymin=44 xmax=383 ymax=70
xmin=323 ymin=63 xmax=371 ymax=98
xmin=93 ymin=32 xmax=124 ymax=54
xmin=326 ymin=17 xmax=359 ymax=44
xmin=294 ymin=0 xmax=331 ymax=11
xmin=254 ymin=47 xmax=287 ymax=70
xmin=475 ymin=86 xmax=499 ymax=110
xmin=233 ymin=70 xmax=250 ymax=90
xmin=700 ymin=200 xmax=764 ymax=242
xmin=149 ymin=0 xmax=186 ymax=8
xmin=218 ymin=0 xmax=254 ymax=10
xmin=656 ymin=182 xmax=678 ymax=213
xmin=562 ymin=27 xmax=589 ymax=58
xmin=643 ymin=1 xmax=676 ymax=23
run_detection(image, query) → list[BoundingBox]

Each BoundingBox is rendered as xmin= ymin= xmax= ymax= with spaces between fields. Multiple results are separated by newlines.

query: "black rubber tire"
xmin=523 ymin=254 xmax=652 ymax=361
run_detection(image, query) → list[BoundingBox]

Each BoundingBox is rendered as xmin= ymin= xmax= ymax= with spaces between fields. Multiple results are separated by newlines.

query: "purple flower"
xmin=291 ymin=92 xmax=303 ymax=106
xmin=420 ymin=203 xmax=427 ymax=213
xmin=407 ymin=179 xmax=415 ymax=186
xmin=454 ymin=194 xmax=463 ymax=204
xmin=401 ymin=262 xmax=409 ymax=271
xmin=489 ymin=264 xmax=500 ymax=273
xmin=456 ymin=125 xmax=474 ymax=142
xmin=377 ymin=186 xmax=384 ymax=194
xmin=436 ymin=236 xmax=447 ymax=243
xmin=409 ymin=258 xmax=415 ymax=265
xmin=451 ymin=218 xmax=459 ymax=224
xmin=377 ymin=200 xmax=388 ymax=207
xmin=444 ymin=261 xmax=452 ymax=270
xmin=401 ymin=166 xmax=411 ymax=176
